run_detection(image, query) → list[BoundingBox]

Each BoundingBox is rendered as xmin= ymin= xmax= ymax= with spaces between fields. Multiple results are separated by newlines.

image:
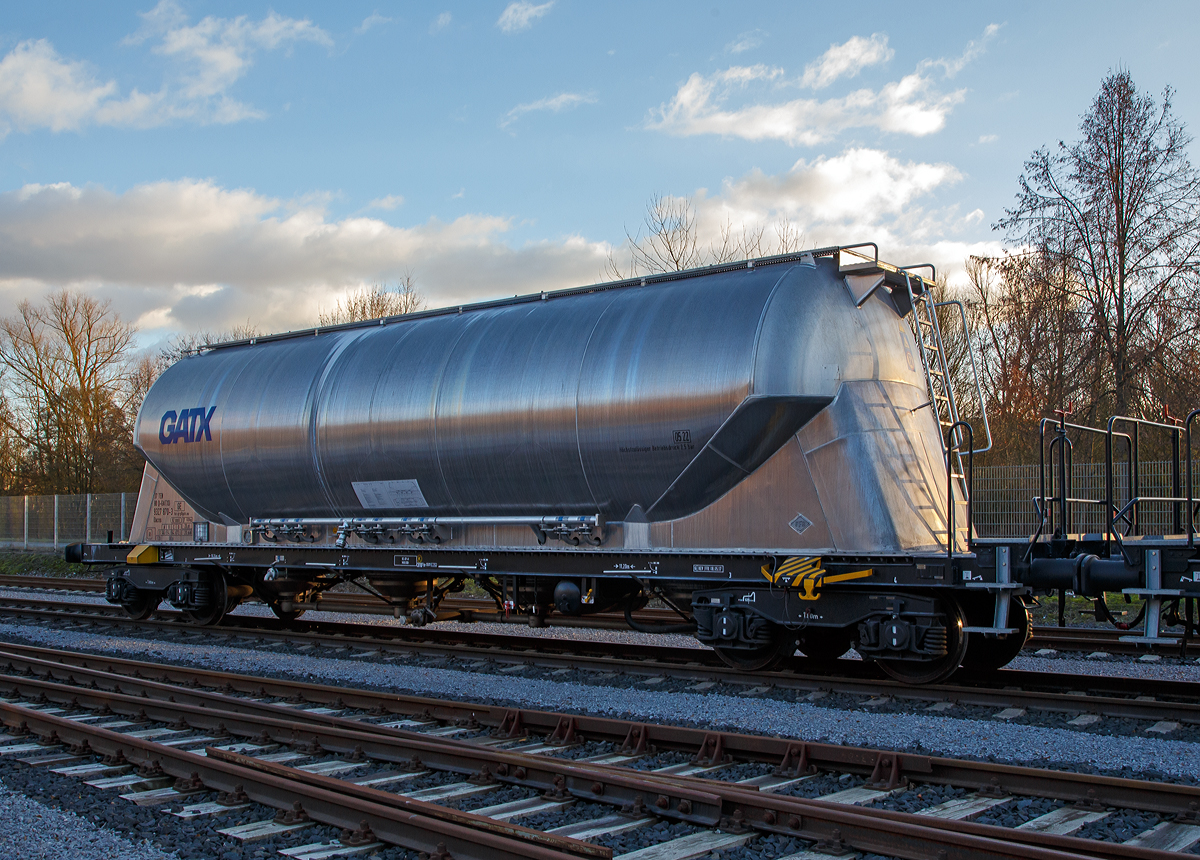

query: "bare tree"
xmin=998 ymin=70 xmax=1200 ymax=420
xmin=0 ymin=289 xmax=142 ymax=493
xmin=606 ymin=194 xmax=808 ymax=279
xmin=965 ymin=254 xmax=1101 ymax=461
xmin=774 ymin=218 xmax=805 ymax=255
xmin=156 ymin=322 xmax=261 ymax=373
xmin=607 ymin=195 xmax=702 ymax=278
xmin=318 ymin=274 xmax=426 ymax=326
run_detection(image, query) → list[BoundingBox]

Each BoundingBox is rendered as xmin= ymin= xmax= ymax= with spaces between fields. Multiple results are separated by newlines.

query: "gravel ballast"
xmin=0 ymin=777 xmax=178 ymax=860
xmin=0 ymin=621 xmax=1199 ymax=778
xmin=5 ymin=585 xmax=1200 ymax=684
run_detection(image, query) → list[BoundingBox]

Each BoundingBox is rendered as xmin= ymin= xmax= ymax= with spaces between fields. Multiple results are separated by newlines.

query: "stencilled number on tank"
xmin=227 ymin=552 xmax=236 ymax=563
xmin=341 ymin=555 xmax=350 ymax=567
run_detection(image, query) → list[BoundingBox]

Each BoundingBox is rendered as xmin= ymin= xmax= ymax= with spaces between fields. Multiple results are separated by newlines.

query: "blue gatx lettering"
xmin=158 ymin=407 xmax=216 ymax=444
xmin=195 ymin=405 xmax=215 ymax=441
xmin=158 ymin=411 xmax=177 ymax=444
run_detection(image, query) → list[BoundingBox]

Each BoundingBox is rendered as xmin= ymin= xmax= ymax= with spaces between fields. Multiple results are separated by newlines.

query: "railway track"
xmin=1 ymin=574 xmax=1190 ymax=654
xmin=0 ymin=593 xmax=1197 ymax=738
xmin=0 ymin=640 xmax=1198 ymax=859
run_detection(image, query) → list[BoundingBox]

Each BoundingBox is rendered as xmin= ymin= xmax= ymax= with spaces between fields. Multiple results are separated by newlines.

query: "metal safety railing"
xmin=1022 ymin=409 xmax=1200 ymax=553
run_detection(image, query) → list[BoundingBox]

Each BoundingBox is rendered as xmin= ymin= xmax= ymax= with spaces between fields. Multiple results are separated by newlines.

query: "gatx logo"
xmin=159 ymin=407 xmax=216 ymax=445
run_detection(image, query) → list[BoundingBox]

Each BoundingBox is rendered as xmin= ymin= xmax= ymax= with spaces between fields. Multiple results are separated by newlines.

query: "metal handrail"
xmin=903 ymin=275 xmax=967 ymax=474
xmin=900 ymin=263 xmax=938 ymax=282
xmin=1035 ymin=415 xmax=1133 ymax=545
xmin=934 ymin=300 xmax=992 ymax=454
xmin=1188 ymin=409 xmax=1200 ymax=548
xmin=838 ymin=242 xmax=880 ymax=266
xmin=945 ymin=421 xmax=973 ymax=560
xmin=1106 ymin=415 xmax=1191 ymax=540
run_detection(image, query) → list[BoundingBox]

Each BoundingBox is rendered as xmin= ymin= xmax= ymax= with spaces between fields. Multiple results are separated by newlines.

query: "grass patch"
xmin=0 ymin=549 xmax=92 ymax=578
xmin=1027 ymin=592 xmax=1143 ymax=628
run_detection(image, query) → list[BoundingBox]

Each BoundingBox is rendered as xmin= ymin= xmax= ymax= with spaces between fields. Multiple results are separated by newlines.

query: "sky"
xmin=0 ymin=1 xmax=1197 ymax=349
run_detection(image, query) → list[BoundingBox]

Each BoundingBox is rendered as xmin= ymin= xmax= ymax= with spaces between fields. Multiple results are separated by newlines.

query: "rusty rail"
xmin=0 ymin=681 xmax=1168 ymax=860
xmin=0 ymin=701 xmax=599 ymax=860
xmin=3 ymin=642 xmax=1200 ymax=824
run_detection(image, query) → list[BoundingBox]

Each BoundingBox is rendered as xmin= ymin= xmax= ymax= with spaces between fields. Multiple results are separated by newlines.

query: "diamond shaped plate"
xmin=788 ymin=513 xmax=812 ymax=536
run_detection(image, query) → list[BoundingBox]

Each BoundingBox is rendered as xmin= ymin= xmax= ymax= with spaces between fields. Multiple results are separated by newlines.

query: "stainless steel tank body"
xmin=136 ymin=252 xmax=957 ymax=554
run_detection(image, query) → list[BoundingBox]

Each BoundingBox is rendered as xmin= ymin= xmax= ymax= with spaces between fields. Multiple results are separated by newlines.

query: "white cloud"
xmin=799 ymin=33 xmax=893 ymax=90
xmin=0 ymin=151 xmax=1000 ymax=340
xmin=0 ymin=179 xmax=608 ymax=336
xmin=608 ymin=149 xmax=996 ymax=288
xmin=501 ymin=91 xmax=597 ymax=127
xmin=430 ymin=12 xmax=452 ymax=34
xmin=367 ymin=195 xmax=404 ymax=210
xmin=726 ymin=30 xmax=765 ymax=54
xmin=977 ymin=133 xmax=997 ymax=144
xmin=649 ymin=68 xmax=963 ymax=145
xmin=496 ymin=1 xmax=555 ymax=34
xmin=0 ymin=1 xmax=329 ymax=136
xmin=648 ymin=27 xmax=1000 ymax=146
xmin=356 ymin=12 xmax=392 ymax=34
xmin=0 ymin=40 xmax=135 ymax=136
xmin=701 ymin=148 xmax=961 ymax=227
xmin=925 ymin=23 xmax=1001 ymax=77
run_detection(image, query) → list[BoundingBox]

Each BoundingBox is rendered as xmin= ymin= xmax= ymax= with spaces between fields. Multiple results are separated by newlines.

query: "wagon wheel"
xmin=875 ymin=599 xmax=968 ymax=685
xmin=713 ymin=625 xmax=797 ymax=672
xmin=183 ymin=572 xmax=229 ymax=626
xmin=123 ymin=592 xmax=160 ymax=621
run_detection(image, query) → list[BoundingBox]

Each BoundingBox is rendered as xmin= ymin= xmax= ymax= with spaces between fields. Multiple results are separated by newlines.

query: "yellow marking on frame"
xmin=795 ymin=567 xmax=873 ymax=601
xmin=126 ymin=545 xmax=159 ymax=565
xmin=761 ymin=556 xmax=822 ymax=585
xmin=823 ymin=569 xmax=874 ymax=585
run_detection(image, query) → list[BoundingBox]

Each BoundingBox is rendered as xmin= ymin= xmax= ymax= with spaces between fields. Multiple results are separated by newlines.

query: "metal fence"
xmin=0 ymin=493 xmax=133 ymax=549
xmin=0 ymin=461 xmax=1196 ymax=550
xmin=972 ymin=460 xmax=1200 ymax=537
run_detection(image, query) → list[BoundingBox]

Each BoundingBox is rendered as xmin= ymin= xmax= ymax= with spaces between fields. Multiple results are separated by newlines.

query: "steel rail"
xmin=0 ymin=674 xmax=1172 ymax=860
xmin=211 ymin=747 xmax=1156 ymax=860
xmin=5 ymin=640 xmax=1200 ymax=822
xmin=3 ymin=575 xmax=1192 ymax=647
xmin=2 ymin=597 xmax=1200 ymax=727
xmin=0 ymin=700 xmax=596 ymax=860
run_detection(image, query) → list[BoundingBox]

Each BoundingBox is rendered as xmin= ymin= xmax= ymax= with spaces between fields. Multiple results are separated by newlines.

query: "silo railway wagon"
xmin=67 ymin=245 xmax=1200 ymax=684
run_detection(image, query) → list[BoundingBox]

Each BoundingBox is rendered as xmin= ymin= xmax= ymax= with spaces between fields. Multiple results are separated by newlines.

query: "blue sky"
xmin=0 ymin=1 xmax=1197 ymax=344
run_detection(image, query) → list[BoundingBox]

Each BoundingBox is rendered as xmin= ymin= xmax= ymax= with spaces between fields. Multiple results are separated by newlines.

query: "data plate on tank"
xmin=788 ymin=513 xmax=813 ymax=536
xmin=352 ymin=479 xmax=429 ymax=509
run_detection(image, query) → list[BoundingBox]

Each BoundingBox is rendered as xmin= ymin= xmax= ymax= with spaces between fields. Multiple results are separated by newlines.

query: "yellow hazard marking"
xmin=822 ymin=569 xmax=875 ymax=585
xmin=762 ymin=557 xmax=872 ymax=601
xmin=126 ymin=544 xmax=159 ymax=565
xmin=761 ymin=556 xmax=821 ymax=585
